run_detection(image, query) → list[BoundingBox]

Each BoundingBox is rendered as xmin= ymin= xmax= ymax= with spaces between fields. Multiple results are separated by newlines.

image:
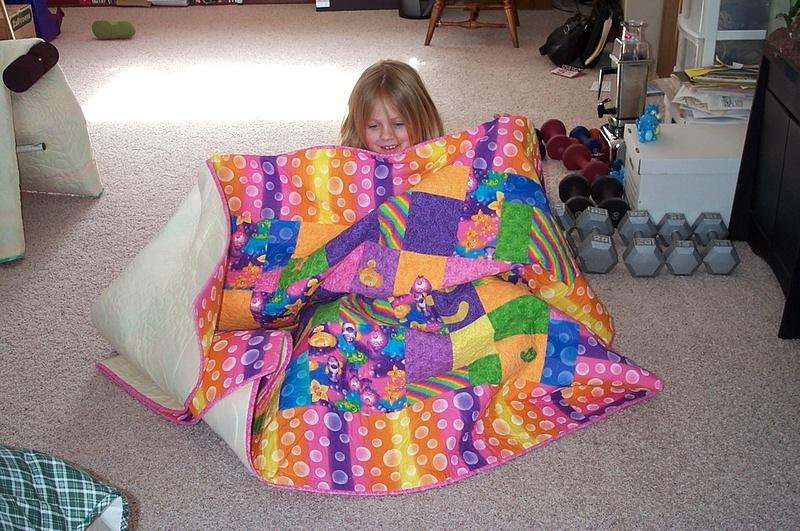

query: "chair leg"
xmin=511 ymin=0 xmax=519 ymax=27
xmin=504 ymin=0 xmax=519 ymax=48
xmin=424 ymin=0 xmax=445 ymax=46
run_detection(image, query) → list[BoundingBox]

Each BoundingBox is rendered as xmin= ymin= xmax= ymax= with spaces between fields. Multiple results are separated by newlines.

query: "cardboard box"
xmin=623 ymin=122 xmax=747 ymax=226
xmin=1 ymin=4 xmax=36 ymax=40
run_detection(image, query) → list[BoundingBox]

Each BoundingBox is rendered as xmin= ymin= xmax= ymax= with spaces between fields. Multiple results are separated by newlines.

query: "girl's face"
xmin=363 ymin=97 xmax=411 ymax=154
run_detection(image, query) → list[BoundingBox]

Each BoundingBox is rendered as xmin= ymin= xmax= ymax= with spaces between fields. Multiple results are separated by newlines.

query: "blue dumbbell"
xmin=569 ymin=126 xmax=601 ymax=155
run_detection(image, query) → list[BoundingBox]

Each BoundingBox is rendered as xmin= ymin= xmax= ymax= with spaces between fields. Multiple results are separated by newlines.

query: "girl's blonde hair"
xmin=339 ymin=60 xmax=443 ymax=149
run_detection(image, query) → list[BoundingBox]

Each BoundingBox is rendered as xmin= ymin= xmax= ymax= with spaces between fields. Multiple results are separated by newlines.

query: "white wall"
xmin=623 ymin=0 xmax=666 ymax=71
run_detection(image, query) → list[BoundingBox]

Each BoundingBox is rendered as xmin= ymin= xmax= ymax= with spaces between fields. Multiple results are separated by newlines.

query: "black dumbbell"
xmin=558 ymin=173 xmax=594 ymax=219
xmin=657 ymin=213 xmax=702 ymax=276
xmin=590 ymin=175 xmax=630 ymax=228
xmin=618 ymin=210 xmax=665 ymax=277
xmin=691 ymin=213 xmax=740 ymax=275
xmin=559 ymin=173 xmax=630 ymax=228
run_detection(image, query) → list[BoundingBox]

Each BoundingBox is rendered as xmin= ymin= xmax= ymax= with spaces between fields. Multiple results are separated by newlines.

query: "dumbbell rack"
xmin=554 ymin=205 xmax=739 ymax=278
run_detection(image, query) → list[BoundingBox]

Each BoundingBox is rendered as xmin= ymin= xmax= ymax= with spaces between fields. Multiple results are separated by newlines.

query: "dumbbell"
xmin=569 ymin=126 xmax=601 ymax=155
xmin=534 ymin=128 xmax=547 ymax=160
xmin=558 ymin=173 xmax=593 ymax=219
xmin=540 ymin=119 xmax=580 ymax=160
xmin=551 ymin=202 xmax=574 ymax=235
xmin=691 ymin=213 xmax=740 ymax=275
xmin=657 ymin=213 xmax=702 ymax=276
xmin=564 ymin=206 xmax=618 ymax=274
xmin=562 ymin=143 xmax=610 ymax=181
xmin=590 ymin=175 xmax=630 ymax=228
xmin=619 ymin=210 xmax=665 ymax=277
xmin=559 ymin=173 xmax=630 ymax=228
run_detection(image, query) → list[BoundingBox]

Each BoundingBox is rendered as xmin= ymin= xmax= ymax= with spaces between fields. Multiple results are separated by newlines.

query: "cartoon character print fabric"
xmin=193 ymin=115 xmax=662 ymax=494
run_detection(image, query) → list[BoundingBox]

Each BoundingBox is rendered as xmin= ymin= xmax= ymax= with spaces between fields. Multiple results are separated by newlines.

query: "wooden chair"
xmin=424 ymin=0 xmax=519 ymax=48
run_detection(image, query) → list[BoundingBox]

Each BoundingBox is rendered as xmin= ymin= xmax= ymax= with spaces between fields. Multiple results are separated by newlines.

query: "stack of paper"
xmin=675 ymin=64 xmax=759 ymax=89
xmin=671 ymin=83 xmax=753 ymax=122
xmin=668 ymin=63 xmax=759 ymax=123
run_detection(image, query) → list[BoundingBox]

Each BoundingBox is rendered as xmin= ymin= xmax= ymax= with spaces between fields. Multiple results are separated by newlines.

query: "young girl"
xmin=339 ymin=60 xmax=444 ymax=155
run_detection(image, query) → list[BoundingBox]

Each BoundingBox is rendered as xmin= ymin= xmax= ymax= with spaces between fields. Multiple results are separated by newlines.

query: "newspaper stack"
xmin=669 ymin=63 xmax=759 ymax=123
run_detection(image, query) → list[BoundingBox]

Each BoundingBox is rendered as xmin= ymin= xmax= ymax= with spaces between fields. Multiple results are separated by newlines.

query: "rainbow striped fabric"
xmin=191 ymin=115 xmax=662 ymax=494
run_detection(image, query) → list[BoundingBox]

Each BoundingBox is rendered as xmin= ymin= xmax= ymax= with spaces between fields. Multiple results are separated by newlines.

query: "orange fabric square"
xmin=217 ymin=289 xmax=260 ymax=331
xmin=411 ymin=165 xmax=469 ymax=200
xmin=393 ymin=251 xmax=447 ymax=294
xmin=475 ymin=276 xmax=528 ymax=313
xmin=495 ymin=333 xmax=546 ymax=382
xmin=294 ymin=223 xmax=347 ymax=257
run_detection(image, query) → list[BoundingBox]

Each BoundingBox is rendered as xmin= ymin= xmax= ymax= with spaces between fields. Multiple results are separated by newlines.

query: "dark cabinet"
xmin=730 ymin=30 xmax=800 ymax=338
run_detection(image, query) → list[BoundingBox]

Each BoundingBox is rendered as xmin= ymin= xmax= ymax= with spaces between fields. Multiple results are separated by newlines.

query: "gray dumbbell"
xmin=619 ymin=210 xmax=665 ymax=277
xmin=691 ymin=212 xmax=740 ymax=275
xmin=657 ymin=213 xmax=702 ymax=276
xmin=552 ymin=202 xmax=575 ymax=235
xmin=567 ymin=206 xmax=618 ymax=274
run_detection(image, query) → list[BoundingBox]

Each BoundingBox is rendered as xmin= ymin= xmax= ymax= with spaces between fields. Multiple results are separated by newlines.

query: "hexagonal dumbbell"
xmin=618 ymin=210 xmax=665 ymax=277
xmin=552 ymin=202 xmax=575 ymax=235
xmin=567 ymin=206 xmax=618 ymax=274
xmin=657 ymin=213 xmax=702 ymax=276
xmin=691 ymin=212 xmax=740 ymax=275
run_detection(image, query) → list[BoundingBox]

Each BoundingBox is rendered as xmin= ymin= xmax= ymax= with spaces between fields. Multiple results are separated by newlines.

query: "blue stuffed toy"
xmin=636 ymin=103 xmax=662 ymax=143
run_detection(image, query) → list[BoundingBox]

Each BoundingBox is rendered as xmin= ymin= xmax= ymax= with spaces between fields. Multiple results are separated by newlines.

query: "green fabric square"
xmin=487 ymin=295 xmax=549 ymax=340
xmin=495 ymin=201 xmax=533 ymax=263
xmin=468 ymin=353 xmax=502 ymax=385
xmin=307 ymin=300 xmax=341 ymax=328
xmin=279 ymin=247 xmax=329 ymax=289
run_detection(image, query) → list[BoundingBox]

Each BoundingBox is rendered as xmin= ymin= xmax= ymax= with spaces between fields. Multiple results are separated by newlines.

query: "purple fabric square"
xmin=373 ymin=158 xmax=393 ymax=204
xmin=325 ymin=210 xmax=380 ymax=265
xmin=430 ymin=283 xmax=484 ymax=332
xmin=471 ymin=122 xmax=499 ymax=173
xmin=404 ymin=328 xmax=453 ymax=383
xmin=259 ymin=155 xmax=283 ymax=220
xmin=350 ymin=242 xmax=399 ymax=299
xmin=403 ymin=192 xmax=460 ymax=256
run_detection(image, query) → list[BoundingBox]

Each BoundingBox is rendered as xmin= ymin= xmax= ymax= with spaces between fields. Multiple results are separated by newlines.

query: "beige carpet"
xmin=2 ymin=5 xmax=799 ymax=529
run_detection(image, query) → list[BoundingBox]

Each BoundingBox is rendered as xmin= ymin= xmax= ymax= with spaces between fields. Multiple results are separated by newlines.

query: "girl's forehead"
xmin=368 ymin=95 xmax=403 ymax=117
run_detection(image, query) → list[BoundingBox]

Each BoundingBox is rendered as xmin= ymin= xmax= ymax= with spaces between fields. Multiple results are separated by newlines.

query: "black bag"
xmin=582 ymin=1 xmax=615 ymax=68
xmin=539 ymin=0 xmax=619 ymax=69
xmin=539 ymin=13 xmax=591 ymax=68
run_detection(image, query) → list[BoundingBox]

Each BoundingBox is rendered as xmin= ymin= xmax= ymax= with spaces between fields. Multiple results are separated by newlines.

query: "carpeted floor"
xmin=1 ymin=5 xmax=799 ymax=529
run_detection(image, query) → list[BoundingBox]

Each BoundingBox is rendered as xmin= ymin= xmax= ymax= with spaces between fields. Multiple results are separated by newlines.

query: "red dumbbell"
xmin=539 ymin=119 xmax=579 ymax=160
xmin=562 ymin=144 xmax=610 ymax=181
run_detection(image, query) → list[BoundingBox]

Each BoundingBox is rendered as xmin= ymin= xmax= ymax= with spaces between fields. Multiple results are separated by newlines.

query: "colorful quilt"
xmin=92 ymin=115 xmax=663 ymax=495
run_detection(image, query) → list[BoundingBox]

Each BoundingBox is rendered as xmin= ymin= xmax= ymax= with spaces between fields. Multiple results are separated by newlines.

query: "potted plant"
xmin=776 ymin=0 xmax=800 ymax=40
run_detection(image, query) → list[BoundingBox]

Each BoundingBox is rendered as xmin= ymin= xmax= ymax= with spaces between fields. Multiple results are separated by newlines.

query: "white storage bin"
xmin=676 ymin=27 xmax=704 ymax=69
xmin=675 ymin=0 xmax=767 ymax=70
xmin=679 ymin=0 xmax=705 ymax=35
xmin=622 ymin=123 xmax=747 ymax=226
xmin=717 ymin=0 xmax=770 ymax=31
xmin=715 ymin=39 xmax=765 ymax=66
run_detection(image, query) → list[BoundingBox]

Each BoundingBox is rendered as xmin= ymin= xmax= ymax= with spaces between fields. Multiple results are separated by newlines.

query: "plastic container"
xmin=676 ymin=26 xmax=704 ymax=69
xmin=714 ymin=39 xmax=765 ymax=66
xmin=717 ymin=0 xmax=770 ymax=31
